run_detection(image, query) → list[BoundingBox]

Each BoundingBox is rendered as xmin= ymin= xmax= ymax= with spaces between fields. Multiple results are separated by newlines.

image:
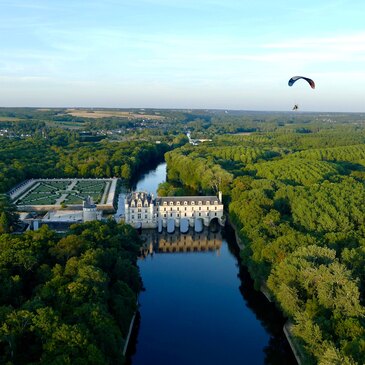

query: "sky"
xmin=1 ymin=0 xmax=365 ymax=111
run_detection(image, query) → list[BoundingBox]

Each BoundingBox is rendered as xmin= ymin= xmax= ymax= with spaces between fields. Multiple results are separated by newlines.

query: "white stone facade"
xmin=124 ymin=192 xmax=224 ymax=230
xmin=124 ymin=192 xmax=156 ymax=229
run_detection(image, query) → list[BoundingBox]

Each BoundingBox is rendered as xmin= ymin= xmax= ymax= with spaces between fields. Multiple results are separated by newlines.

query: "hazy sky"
xmin=1 ymin=0 xmax=365 ymax=111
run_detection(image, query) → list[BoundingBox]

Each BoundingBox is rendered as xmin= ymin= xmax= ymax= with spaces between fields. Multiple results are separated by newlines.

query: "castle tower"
xmin=83 ymin=196 xmax=97 ymax=222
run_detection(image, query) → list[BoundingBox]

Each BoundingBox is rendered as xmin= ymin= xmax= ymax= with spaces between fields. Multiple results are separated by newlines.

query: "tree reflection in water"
xmin=127 ymin=226 xmax=296 ymax=365
xmin=223 ymin=227 xmax=297 ymax=365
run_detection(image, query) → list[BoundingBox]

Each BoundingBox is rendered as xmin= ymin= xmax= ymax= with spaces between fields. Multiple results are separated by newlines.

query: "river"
xmin=123 ymin=162 xmax=297 ymax=365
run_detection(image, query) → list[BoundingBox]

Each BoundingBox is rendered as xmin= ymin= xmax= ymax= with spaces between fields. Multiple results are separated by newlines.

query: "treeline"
xmin=246 ymin=158 xmax=342 ymax=186
xmin=216 ymin=129 xmax=365 ymax=150
xmin=0 ymin=220 xmax=142 ymax=364
xmin=201 ymin=146 xmax=280 ymax=164
xmin=3 ymin=108 xmax=365 ymax=140
xmin=292 ymin=143 xmax=365 ymax=163
xmin=165 ymin=148 xmax=234 ymax=194
xmin=0 ymin=135 xmax=169 ymax=193
xmin=164 ymin=128 xmax=365 ymax=365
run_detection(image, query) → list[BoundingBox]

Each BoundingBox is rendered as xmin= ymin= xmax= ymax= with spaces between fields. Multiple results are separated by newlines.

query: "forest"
xmin=0 ymin=116 xmax=164 ymax=363
xmin=0 ymin=129 xmax=169 ymax=194
xmin=163 ymin=127 xmax=365 ymax=365
xmin=0 ymin=220 xmax=142 ymax=364
xmin=1 ymin=109 xmax=365 ymax=364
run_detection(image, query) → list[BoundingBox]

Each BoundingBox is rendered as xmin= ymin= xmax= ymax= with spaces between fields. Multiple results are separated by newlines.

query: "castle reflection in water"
xmin=139 ymin=228 xmax=222 ymax=258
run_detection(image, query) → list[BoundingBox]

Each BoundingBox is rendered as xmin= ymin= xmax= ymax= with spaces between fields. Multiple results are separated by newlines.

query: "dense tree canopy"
xmin=164 ymin=128 xmax=365 ymax=365
xmin=0 ymin=221 xmax=141 ymax=365
xmin=0 ymin=135 xmax=169 ymax=193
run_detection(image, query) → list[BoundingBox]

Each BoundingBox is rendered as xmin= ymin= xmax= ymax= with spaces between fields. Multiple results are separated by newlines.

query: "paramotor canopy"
xmin=288 ymin=76 xmax=315 ymax=89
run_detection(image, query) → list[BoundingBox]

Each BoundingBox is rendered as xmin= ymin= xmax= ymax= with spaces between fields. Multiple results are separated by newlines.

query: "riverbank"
xmin=123 ymin=312 xmax=137 ymax=356
xmin=124 ymin=162 xmax=298 ymax=365
xmin=227 ymin=215 xmax=306 ymax=365
xmin=284 ymin=322 xmax=305 ymax=365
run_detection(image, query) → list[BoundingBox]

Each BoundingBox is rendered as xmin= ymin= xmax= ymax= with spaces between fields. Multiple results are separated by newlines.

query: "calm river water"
xmin=124 ymin=163 xmax=296 ymax=365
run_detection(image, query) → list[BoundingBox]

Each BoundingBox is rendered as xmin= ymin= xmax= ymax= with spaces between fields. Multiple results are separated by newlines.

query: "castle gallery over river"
xmin=124 ymin=191 xmax=225 ymax=233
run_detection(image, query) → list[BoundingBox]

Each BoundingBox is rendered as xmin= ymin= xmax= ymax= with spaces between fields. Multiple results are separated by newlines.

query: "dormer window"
xmin=198 ymin=201 xmax=202 ymax=205
xmin=177 ymin=201 xmax=180 ymax=205
xmin=170 ymin=201 xmax=173 ymax=206
xmin=163 ymin=202 xmax=167 ymax=206
xmin=206 ymin=201 xmax=210 ymax=205
xmin=184 ymin=201 xmax=187 ymax=205
xmin=191 ymin=201 xmax=195 ymax=205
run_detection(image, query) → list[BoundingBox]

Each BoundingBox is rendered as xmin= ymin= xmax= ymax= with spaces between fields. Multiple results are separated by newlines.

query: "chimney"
xmin=218 ymin=191 xmax=222 ymax=203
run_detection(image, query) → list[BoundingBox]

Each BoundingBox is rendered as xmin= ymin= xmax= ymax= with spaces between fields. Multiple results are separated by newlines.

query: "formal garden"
xmin=14 ymin=179 xmax=113 ymax=207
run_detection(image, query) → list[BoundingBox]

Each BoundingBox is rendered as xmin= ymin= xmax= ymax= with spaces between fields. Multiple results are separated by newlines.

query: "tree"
xmin=0 ymin=212 xmax=10 ymax=233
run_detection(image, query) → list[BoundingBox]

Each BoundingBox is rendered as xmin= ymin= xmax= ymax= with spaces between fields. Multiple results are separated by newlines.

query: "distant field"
xmin=66 ymin=109 xmax=164 ymax=120
xmin=0 ymin=116 xmax=22 ymax=122
xmin=231 ymin=132 xmax=253 ymax=136
xmin=46 ymin=120 xmax=86 ymax=129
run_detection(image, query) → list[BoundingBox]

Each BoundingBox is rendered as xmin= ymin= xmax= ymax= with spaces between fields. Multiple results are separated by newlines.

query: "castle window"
xmin=170 ymin=213 xmax=173 ymax=217
xmin=132 ymin=215 xmax=134 ymax=219
xmin=184 ymin=213 xmax=187 ymax=217
xmin=198 ymin=201 xmax=202 ymax=205
xmin=170 ymin=201 xmax=173 ymax=206
xmin=199 ymin=213 xmax=201 ymax=217
xmin=164 ymin=214 xmax=166 ymax=218
xmin=184 ymin=201 xmax=187 ymax=205
xmin=163 ymin=202 xmax=167 ymax=206
xmin=138 ymin=214 xmax=141 ymax=219
xmin=215 ymin=207 xmax=217 ymax=210
xmin=215 ymin=212 xmax=217 ymax=216
xmin=191 ymin=201 xmax=195 ymax=205
xmin=145 ymin=215 xmax=147 ymax=219
xmin=170 ymin=207 xmax=172 ymax=211
xmin=206 ymin=201 xmax=210 ymax=205
xmin=177 ymin=201 xmax=180 ymax=205
xmin=199 ymin=207 xmax=201 ymax=210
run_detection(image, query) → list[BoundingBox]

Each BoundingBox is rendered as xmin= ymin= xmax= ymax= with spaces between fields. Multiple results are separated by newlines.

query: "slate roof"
xmin=126 ymin=192 xmax=154 ymax=206
xmin=156 ymin=196 xmax=219 ymax=205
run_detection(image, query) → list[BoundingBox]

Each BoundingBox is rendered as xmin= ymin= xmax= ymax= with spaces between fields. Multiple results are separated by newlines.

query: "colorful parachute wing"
xmin=288 ymin=76 xmax=315 ymax=89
